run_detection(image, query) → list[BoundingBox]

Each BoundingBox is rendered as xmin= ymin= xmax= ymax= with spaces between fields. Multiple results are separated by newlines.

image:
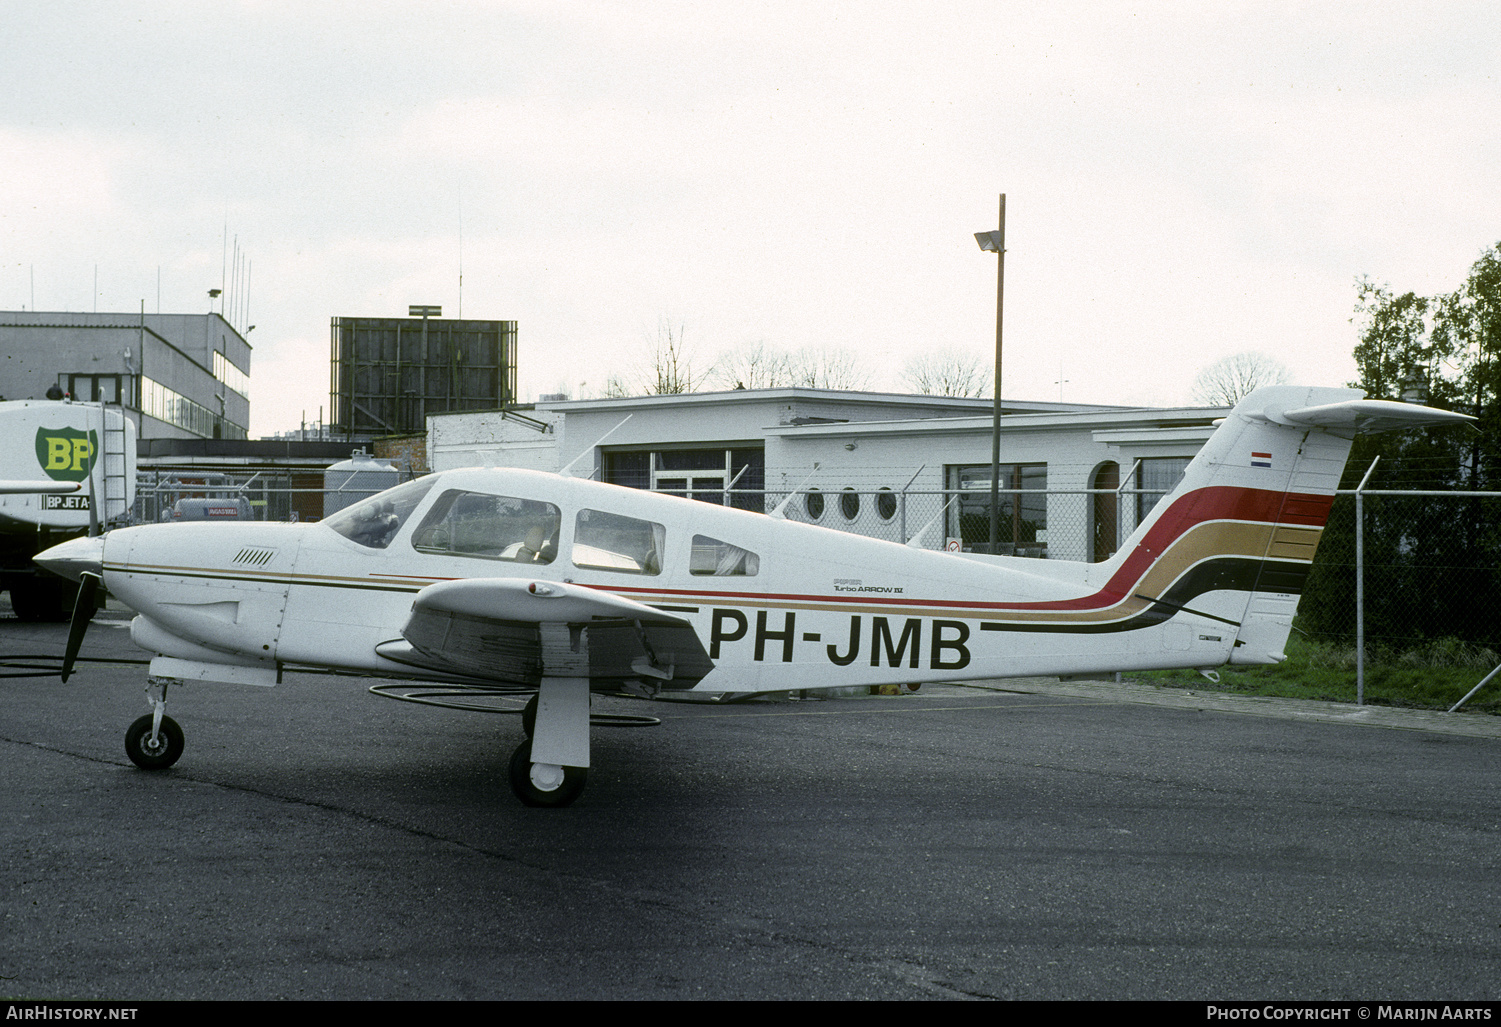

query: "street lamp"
xmin=974 ymin=194 xmax=1006 ymax=554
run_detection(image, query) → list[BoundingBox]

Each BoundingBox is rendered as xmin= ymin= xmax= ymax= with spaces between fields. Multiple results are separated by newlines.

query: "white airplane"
xmin=35 ymin=386 xmax=1473 ymax=807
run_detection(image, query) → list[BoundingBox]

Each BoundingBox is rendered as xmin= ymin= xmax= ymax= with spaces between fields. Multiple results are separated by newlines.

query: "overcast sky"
xmin=4 ymin=1 xmax=1498 ymax=436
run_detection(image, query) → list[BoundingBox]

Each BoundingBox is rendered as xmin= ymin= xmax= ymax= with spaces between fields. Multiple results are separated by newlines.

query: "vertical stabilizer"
xmin=1093 ymin=386 xmax=1471 ymax=665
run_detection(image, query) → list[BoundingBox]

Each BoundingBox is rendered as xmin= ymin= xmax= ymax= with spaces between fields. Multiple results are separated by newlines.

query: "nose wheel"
xmin=125 ymin=714 xmax=184 ymax=769
xmin=125 ymin=676 xmax=184 ymax=770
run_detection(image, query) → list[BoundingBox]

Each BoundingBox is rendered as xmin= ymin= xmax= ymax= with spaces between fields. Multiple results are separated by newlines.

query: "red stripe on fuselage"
xmin=979 ymin=486 xmax=1331 ymax=614
xmin=906 ymin=486 xmax=1332 ymax=612
xmin=602 ymin=486 xmax=1333 ymax=619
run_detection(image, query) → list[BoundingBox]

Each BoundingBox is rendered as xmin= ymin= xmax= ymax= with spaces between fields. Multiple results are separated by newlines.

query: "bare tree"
xmin=711 ymin=340 xmax=795 ymax=390
xmin=708 ymin=342 xmax=873 ymax=391
xmin=784 ymin=346 xmax=874 ymax=391
xmin=901 ymin=348 xmax=993 ymax=398
xmin=644 ymin=318 xmax=710 ymax=394
xmin=1190 ymin=351 xmax=1291 ymax=406
xmin=607 ymin=318 xmax=714 ymax=396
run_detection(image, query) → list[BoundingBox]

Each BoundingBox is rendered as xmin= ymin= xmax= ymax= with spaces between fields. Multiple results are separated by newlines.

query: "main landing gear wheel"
xmin=125 ymin=714 xmax=184 ymax=770
xmin=508 ymin=739 xmax=586 ymax=808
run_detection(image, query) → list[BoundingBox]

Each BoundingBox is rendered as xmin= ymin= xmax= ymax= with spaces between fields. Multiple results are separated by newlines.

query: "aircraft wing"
xmin=378 ymin=577 xmax=715 ymax=690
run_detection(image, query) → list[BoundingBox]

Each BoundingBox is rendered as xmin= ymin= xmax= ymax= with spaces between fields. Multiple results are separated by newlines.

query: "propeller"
xmin=60 ymin=571 xmax=101 ymax=683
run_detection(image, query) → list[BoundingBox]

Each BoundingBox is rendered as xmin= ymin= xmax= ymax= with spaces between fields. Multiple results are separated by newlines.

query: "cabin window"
xmin=572 ymin=509 xmax=666 ymax=575
xmin=410 ymin=490 xmax=561 ymax=564
xmin=689 ymin=535 xmax=759 ymax=576
xmin=324 ymin=477 xmax=436 ymax=549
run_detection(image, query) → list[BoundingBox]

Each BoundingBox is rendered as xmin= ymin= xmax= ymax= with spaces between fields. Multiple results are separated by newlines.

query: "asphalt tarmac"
xmin=3 ymin=603 xmax=1499 ymax=1001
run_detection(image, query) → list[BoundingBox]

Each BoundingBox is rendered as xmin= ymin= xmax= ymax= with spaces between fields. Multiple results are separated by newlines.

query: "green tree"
xmin=1300 ymin=243 xmax=1501 ymax=650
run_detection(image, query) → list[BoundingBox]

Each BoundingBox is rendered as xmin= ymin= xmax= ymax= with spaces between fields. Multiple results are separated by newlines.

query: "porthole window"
xmin=840 ymin=488 xmax=859 ymax=521
xmin=804 ymin=488 xmax=824 ymax=521
xmin=876 ymin=488 xmax=896 ymax=521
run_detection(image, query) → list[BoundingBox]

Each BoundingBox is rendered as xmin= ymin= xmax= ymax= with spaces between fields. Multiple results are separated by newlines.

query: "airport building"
xmin=428 ymin=388 xmax=1229 ymax=563
xmin=0 ymin=310 xmax=251 ymax=441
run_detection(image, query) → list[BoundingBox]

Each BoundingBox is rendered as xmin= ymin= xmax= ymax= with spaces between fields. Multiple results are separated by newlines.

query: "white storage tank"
xmin=168 ymin=497 xmax=254 ymax=521
xmin=322 ymin=450 xmax=400 ymax=519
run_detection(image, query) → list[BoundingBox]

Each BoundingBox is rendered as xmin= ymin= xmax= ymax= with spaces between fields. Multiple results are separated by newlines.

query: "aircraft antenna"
xmin=457 ymin=182 xmax=463 ymax=319
xmin=905 ymin=495 xmax=956 ymax=548
xmin=769 ymin=463 xmax=821 ymax=520
xmin=722 ymin=462 xmax=750 ymax=505
xmin=557 ymin=415 xmax=633 ymax=477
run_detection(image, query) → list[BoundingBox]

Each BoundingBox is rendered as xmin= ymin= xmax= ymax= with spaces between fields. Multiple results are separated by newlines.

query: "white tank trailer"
xmin=0 ymin=400 xmax=136 ymax=620
xmin=322 ymin=450 xmax=399 ymax=520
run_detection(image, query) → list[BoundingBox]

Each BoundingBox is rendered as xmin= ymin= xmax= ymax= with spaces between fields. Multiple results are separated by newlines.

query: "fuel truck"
xmin=0 ymin=399 xmax=135 ymax=620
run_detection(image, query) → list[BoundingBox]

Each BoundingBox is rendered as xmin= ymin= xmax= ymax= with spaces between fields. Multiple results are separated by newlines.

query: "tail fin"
xmin=1098 ymin=386 xmax=1474 ymax=665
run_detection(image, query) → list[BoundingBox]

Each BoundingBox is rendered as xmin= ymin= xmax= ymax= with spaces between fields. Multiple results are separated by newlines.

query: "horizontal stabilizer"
xmin=1247 ymin=395 xmax=1475 ymax=435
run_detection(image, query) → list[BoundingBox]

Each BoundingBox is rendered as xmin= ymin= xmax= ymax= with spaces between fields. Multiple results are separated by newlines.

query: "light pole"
xmin=975 ymin=194 xmax=1006 ymax=554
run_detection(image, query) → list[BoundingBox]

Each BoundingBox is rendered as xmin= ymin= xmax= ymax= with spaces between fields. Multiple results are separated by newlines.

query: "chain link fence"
xmin=1301 ymin=491 xmax=1501 ymax=657
xmin=753 ymin=487 xmax=1158 ymax=563
xmin=130 ymin=476 xmax=1501 ymax=658
xmin=132 ymin=470 xmax=396 ymax=527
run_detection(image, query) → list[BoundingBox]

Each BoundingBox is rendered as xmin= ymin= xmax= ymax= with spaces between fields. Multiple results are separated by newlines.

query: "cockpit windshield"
xmin=323 ymin=477 xmax=436 ymax=549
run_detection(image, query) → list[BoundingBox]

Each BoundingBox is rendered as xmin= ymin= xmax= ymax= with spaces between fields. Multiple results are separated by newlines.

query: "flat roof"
xmin=523 ymin=386 xmax=1132 ymax=417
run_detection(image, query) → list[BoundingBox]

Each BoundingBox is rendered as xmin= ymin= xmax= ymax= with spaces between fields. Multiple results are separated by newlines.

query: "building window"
xmin=139 ymin=377 xmax=245 ymax=439
xmin=804 ymin=488 xmax=824 ymax=521
xmin=1136 ymin=457 xmax=1191 ymax=522
xmin=840 ymin=488 xmax=860 ymax=521
xmin=64 ymin=374 xmax=133 ymax=406
xmin=603 ymin=447 xmax=764 ymax=510
xmin=602 ymin=451 xmax=650 ymax=490
xmin=946 ymin=463 xmax=1048 ymax=557
xmin=213 ymin=351 xmax=250 ymax=397
xmin=876 ymin=488 xmax=897 ymax=521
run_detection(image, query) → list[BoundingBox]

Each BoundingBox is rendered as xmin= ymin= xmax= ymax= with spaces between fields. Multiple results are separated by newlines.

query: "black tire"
xmin=507 ymin=739 xmax=586 ymax=808
xmin=8 ymin=580 xmax=47 ymax=622
xmin=125 ymin=714 xmax=184 ymax=770
xmin=11 ymin=576 xmax=77 ymax=623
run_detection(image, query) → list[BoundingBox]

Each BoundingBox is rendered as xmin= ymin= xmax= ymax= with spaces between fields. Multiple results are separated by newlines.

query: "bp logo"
xmin=35 ymin=427 xmax=98 ymax=482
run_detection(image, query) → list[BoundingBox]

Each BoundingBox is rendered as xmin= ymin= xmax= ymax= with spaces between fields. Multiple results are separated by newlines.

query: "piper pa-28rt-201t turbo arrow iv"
xmin=36 ymin=386 xmax=1474 ymax=807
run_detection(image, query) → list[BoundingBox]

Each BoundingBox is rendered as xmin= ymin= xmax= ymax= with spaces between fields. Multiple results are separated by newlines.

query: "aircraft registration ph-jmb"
xmin=36 ymin=387 xmax=1473 ymax=806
